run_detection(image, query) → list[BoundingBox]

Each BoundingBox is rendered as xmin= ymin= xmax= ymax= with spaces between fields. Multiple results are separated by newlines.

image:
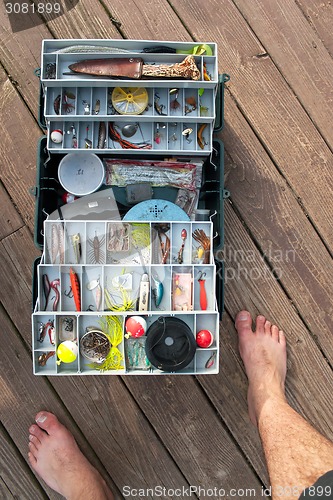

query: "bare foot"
xmin=28 ymin=411 xmax=113 ymax=500
xmin=235 ymin=311 xmax=287 ymax=426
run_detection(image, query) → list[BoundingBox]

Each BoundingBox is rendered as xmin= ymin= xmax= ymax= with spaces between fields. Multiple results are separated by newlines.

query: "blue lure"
xmin=152 ymin=275 xmax=164 ymax=307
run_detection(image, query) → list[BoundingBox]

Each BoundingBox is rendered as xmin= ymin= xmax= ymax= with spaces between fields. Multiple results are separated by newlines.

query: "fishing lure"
xmin=87 ymin=232 xmax=105 ymax=264
xmin=205 ymin=351 xmax=216 ymax=369
xmin=197 ymin=123 xmax=208 ymax=149
xmin=38 ymin=351 xmax=55 ymax=367
xmin=97 ymin=122 xmax=106 ymax=149
xmin=93 ymin=99 xmax=101 ymax=115
xmin=55 ymin=45 xmax=131 ymax=54
xmin=54 ymin=94 xmax=61 ymax=115
xmin=69 ymin=267 xmax=81 ymax=312
xmin=177 ymin=229 xmax=187 ymax=264
xmin=154 ymin=93 xmax=167 ymax=116
xmin=86 ymin=278 xmax=102 ymax=311
xmin=39 ymin=320 xmax=54 ymax=342
xmin=197 ymin=271 xmax=207 ymax=311
xmin=152 ymin=275 xmax=164 ymax=307
xmin=42 ymin=274 xmax=51 ymax=310
xmin=50 ymin=278 xmax=60 ymax=311
xmin=71 ymin=233 xmax=81 ymax=264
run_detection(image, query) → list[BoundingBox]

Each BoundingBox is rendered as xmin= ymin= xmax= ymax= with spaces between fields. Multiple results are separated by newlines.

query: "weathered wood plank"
xmin=0 ymin=424 xmax=47 ymax=499
xmin=0 ymin=228 xmax=193 ymax=497
xmin=166 ymin=0 xmax=333 ymax=247
xmin=102 ymin=0 xmax=189 ymax=41
xmin=231 ymin=0 xmax=333 ymax=147
xmin=220 ymin=98 xmax=333 ymax=364
xmin=198 ymin=313 xmax=269 ymax=485
xmin=123 ymin=375 xmax=263 ymax=496
xmin=222 ymin=201 xmax=333 ymax=438
xmin=0 ymin=481 xmax=13 ymax=499
xmin=295 ymin=0 xmax=333 ymax=57
xmin=40 ymin=0 xmax=121 ymax=39
xmin=0 ymin=183 xmax=24 ymax=240
xmin=194 ymin=202 xmax=333 ymax=484
xmin=0 ymin=2 xmax=46 ymax=115
xmin=0 ymin=304 xmax=119 ymax=499
xmin=0 ymin=67 xmax=41 ymax=232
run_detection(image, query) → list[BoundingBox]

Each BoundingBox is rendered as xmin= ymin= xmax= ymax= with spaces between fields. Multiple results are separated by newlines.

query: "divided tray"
xmin=32 ymin=220 xmax=220 ymax=375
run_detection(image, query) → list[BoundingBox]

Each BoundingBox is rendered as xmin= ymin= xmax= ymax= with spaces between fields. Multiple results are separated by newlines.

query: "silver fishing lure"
xmin=55 ymin=45 xmax=132 ymax=54
xmin=152 ymin=275 xmax=164 ymax=307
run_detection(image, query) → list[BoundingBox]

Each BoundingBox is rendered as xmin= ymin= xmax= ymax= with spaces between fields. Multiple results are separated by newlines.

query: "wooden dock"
xmin=0 ymin=0 xmax=332 ymax=498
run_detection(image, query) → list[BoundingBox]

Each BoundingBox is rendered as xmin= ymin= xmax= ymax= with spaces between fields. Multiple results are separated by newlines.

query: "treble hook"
xmin=86 ymin=305 xmax=94 ymax=312
xmin=198 ymin=271 xmax=206 ymax=281
xmin=64 ymin=287 xmax=73 ymax=298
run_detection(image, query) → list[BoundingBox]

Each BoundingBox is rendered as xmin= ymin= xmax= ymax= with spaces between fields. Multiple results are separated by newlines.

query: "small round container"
xmin=58 ymin=152 xmax=104 ymax=196
xmin=80 ymin=330 xmax=111 ymax=364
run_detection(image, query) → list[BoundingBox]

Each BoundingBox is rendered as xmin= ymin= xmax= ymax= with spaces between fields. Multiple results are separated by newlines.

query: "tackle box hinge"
xmin=221 ymin=73 xmax=230 ymax=83
xmin=34 ymin=68 xmax=41 ymax=79
xmin=223 ymin=189 xmax=230 ymax=199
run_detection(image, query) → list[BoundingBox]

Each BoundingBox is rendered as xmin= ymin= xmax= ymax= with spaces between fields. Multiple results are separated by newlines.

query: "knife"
xmin=63 ymin=55 xmax=201 ymax=80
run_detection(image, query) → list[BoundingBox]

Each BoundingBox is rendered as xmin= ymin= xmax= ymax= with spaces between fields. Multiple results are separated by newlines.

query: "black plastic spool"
xmin=145 ymin=317 xmax=196 ymax=372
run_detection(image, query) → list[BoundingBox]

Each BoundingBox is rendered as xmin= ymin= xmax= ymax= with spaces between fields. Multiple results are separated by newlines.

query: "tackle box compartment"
xmin=31 ymin=39 xmax=229 ymax=376
xmin=40 ymin=39 xmax=226 ymax=155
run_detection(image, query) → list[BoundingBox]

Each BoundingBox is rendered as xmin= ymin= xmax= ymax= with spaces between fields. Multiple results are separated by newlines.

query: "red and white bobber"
xmin=125 ymin=316 xmax=147 ymax=338
xmin=50 ymin=129 xmax=63 ymax=144
xmin=196 ymin=329 xmax=214 ymax=348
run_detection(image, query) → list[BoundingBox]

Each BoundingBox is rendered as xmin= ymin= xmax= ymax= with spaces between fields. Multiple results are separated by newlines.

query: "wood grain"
xmin=167 ymin=0 xmax=333 ymax=247
xmin=0 ymin=424 xmax=46 ymax=499
xmin=0 ymin=183 xmax=23 ymax=240
xmin=220 ymin=201 xmax=333 ymax=438
xmin=0 ymin=2 xmax=47 ymax=114
xmin=0 ymin=479 xmax=13 ymax=499
xmin=102 ymin=0 xmax=189 ymax=41
xmin=295 ymin=0 xmax=333 ymax=57
xmin=0 ymin=303 xmax=119 ymax=499
xmin=231 ymin=0 xmax=333 ymax=147
xmin=221 ymin=98 xmax=333 ymax=364
xmin=0 ymin=67 xmax=41 ymax=232
xmin=39 ymin=0 xmax=121 ymax=39
xmin=123 ymin=375 xmax=263 ymax=495
xmin=0 ymin=229 xmax=193 ymax=496
xmin=197 ymin=313 xmax=269 ymax=485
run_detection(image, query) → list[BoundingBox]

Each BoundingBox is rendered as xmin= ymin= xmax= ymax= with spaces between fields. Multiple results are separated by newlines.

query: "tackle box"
xmin=32 ymin=39 xmax=229 ymax=376
xmin=40 ymin=39 xmax=226 ymax=154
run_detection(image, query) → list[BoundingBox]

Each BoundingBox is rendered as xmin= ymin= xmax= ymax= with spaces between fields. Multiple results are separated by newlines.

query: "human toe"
xmin=271 ymin=324 xmax=279 ymax=341
xmin=264 ymin=320 xmax=271 ymax=335
xmin=35 ymin=411 xmax=61 ymax=435
xmin=29 ymin=434 xmax=42 ymax=449
xmin=235 ymin=310 xmax=253 ymax=336
xmin=28 ymin=441 xmax=39 ymax=459
xmin=29 ymin=424 xmax=47 ymax=444
xmin=255 ymin=315 xmax=266 ymax=334
xmin=279 ymin=330 xmax=286 ymax=347
xmin=28 ymin=451 xmax=37 ymax=467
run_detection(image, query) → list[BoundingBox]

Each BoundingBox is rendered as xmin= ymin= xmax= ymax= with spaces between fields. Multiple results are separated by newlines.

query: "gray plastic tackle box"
xmin=32 ymin=39 xmax=229 ymax=376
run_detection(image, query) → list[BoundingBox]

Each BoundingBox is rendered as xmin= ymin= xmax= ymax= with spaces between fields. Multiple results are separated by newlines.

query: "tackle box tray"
xmin=32 ymin=219 xmax=220 ymax=376
xmin=40 ymin=39 xmax=226 ymax=155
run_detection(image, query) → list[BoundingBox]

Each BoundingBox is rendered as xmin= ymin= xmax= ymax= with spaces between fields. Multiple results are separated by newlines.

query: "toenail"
xmin=36 ymin=415 xmax=47 ymax=423
xmin=29 ymin=435 xmax=33 ymax=441
xmin=238 ymin=313 xmax=249 ymax=321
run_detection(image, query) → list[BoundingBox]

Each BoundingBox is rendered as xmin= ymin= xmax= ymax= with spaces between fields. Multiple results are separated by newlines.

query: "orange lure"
xmin=70 ymin=267 xmax=81 ymax=311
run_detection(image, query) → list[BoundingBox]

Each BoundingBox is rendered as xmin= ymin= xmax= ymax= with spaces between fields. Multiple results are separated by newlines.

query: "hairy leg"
xmin=28 ymin=411 xmax=114 ymax=500
xmin=235 ymin=311 xmax=333 ymax=499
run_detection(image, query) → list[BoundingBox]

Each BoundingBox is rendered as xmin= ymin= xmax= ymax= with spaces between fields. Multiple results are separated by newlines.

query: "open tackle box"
xmin=32 ymin=39 xmax=229 ymax=376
